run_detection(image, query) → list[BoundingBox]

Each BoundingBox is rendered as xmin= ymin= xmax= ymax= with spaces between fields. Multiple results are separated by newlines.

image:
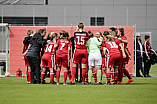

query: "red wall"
xmin=9 ymin=26 xmax=134 ymax=74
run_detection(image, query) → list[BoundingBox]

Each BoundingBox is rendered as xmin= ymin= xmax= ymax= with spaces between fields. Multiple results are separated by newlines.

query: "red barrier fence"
xmin=9 ymin=26 xmax=134 ymax=74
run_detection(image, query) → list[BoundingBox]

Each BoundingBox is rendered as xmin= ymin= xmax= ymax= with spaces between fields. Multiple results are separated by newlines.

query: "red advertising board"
xmin=9 ymin=26 xmax=134 ymax=74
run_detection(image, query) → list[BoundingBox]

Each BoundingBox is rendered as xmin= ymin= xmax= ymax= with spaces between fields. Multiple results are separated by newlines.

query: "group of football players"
xmin=22 ymin=22 xmax=134 ymax=85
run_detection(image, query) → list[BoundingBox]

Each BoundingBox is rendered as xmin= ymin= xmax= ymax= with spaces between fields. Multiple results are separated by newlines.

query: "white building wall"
xmin=0 ymin=0 xmax=157 ymax=50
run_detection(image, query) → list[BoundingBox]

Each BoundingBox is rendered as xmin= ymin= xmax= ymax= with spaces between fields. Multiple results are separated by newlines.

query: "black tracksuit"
xmin=26 ymin=33 xmax=47 ymax=83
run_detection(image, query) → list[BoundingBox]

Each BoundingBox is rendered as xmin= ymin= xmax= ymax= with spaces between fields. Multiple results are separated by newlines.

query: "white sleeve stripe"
xmin=151 ymin=49 xmax=156 ymax=54
xmin=51 ymin=55 xmax=54 ymax=68
xmin=144 ymin=42 xmax=149 ymax=57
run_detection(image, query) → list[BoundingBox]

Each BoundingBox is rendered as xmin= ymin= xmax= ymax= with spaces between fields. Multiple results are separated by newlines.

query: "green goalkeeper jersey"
xmin=86 ymin=37 xmax=103 ymax=54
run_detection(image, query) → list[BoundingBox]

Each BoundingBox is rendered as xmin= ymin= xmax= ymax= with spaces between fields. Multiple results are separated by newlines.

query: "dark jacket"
xmin=26 ymin=33 xmax=47 ymax=59
xmin=70 ymin=36 xmax=75 ymax=54
xmin=23 ymin=35 xmax=32 ymax=44
xmin=136 ymin=38 xmax=143 ymax=59
xmin=22 ymin=35 xmax=32 ymax=53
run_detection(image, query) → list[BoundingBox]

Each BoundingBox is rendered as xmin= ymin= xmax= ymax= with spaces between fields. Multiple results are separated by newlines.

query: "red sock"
xmin=64 ymin=70 xmax=68 ymax=83
xmin=118 ymin=69 xmax=123 ymax=82
xmin=85 ymin=71 xmax=88 ymax=82
xmin=106 ymin=71 xmax=111 ymax=82
xmin=103 ymin=68 xmax=106 ymax=75
xmin=41 ymin=71 xmax=45 ymax=83
xmin=27 ymin=70 xmax=32 ymax=82
xmin=111 ymin=70 xmax=114 ymax=81
xmin=114 ymin=70 xmax=118 ymax=81
xmin=92 ymin=71 xmax=97 ymax=82
xmin=104 ymin=68 xmax=107 ymax=74
xmin=68 ymin=70 xmax=72 ymax=80
xmin=123 ymin=68 xmax=132 ymax=79
xmin=26 ymin=71 xmax=28 ymax=81
xmin=56 ymin=70 xmax=60 ymax=83
xmin=50 ymin=71 xmax=54 ymax=83
xmin=82 ymin=68 xmax=86 ymax=83
xmin=72 ymin=67 xmax=76 ymax=82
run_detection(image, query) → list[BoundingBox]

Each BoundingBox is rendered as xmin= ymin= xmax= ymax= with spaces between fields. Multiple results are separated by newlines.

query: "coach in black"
xmin=26 ymin=29 xmax=47 ymax=84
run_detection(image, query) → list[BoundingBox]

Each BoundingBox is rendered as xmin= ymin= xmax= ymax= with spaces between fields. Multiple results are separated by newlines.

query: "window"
xmin=35 ymin=17 xmax=48 ymax=26
xmin=91 ymin=17 xmax=96 ymax=26
xmin=0 ymin=17 xmax=48 ymax=26
xmin=90 ymin=17 xmax=104 ymax=26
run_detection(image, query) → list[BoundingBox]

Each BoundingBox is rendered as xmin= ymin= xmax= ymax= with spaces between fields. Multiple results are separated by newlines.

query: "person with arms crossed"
xmin=135 ymin=33 xmax=144 ymax=77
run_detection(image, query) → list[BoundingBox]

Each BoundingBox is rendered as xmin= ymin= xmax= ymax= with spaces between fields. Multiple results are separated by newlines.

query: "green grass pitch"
xmin=0 ymin=64 xmax=157 ymax=104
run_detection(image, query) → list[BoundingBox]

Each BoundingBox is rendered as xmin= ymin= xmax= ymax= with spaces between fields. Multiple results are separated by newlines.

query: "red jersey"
xmin=143 ymin=41 xmax=151 ymax=57
xmin=100 ymin=40 xmax=106 ymax=56
xmin=56 ymin=39 xmax=71 ymax=55
xmin=74 ymin=31 xmax=88 ymax=49
xmin=23 ymin=44 xmax=29 ymax=53
xmin=120 ymin=36 xmax=127 ymax=48
xmin=120 ymin=36 xmax=131 ymax=55
xmin=44 ymin=41 xmax=54 ymax=55
xmin=115 ymin=38 xmax=122 ymax=51
xmin=104 ymin=41 xmax=120 ymax=56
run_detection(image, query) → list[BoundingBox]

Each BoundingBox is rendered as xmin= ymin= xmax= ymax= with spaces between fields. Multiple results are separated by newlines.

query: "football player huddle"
xmin=22 ymin=22 xmax=133 ymax=85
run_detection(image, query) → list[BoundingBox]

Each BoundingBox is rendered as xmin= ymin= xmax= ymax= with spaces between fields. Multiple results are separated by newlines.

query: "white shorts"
xmin=88 ymin=53 xmax=102 ymax=68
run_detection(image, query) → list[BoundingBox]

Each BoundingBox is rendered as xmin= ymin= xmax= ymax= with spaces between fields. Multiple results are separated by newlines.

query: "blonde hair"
xmin=27 ymin=30 xmax=31 ymax=36
xmin=30 ymin=29 xmax=36 ymax=34
xmin=47 ymin=31 xmax=54 ymax=40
